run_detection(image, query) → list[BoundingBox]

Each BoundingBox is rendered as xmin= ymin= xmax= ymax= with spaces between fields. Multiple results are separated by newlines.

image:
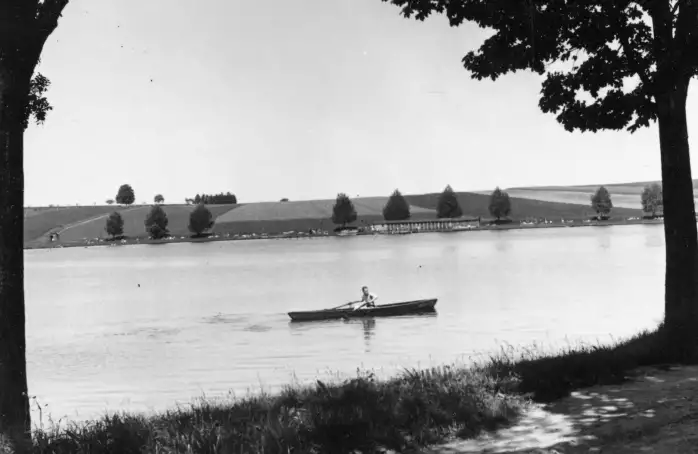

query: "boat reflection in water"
xmin=288 ymin=312 xmax=438 ymax=353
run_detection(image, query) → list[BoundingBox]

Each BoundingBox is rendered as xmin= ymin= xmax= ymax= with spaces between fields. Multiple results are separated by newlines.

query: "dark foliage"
xmin=144 ymin=205 xmax=169 ymax=239
xmin=488 ymin=187 xmax=512 ymax=220
xmin=383 ymin=189 xmax=411 ymax=221
xmin=116 ymin=184 xmax=135 ymax=205
xmin=436 ymin=185 xmax=463 ymax=219
xmin=332 ymin=193 xmax=358 ymax=225
xmin=591 ymin=186 xmax=613 ymax=215
xmin=191 ymin=192 xmax=237 ymax=204
xmin=641 ymin=183 xmax=663 ymax=215
xmin=188 ymin=204 xmax=214 ymax=237
xmin=104 ymin=212 xmax=124 ymax=238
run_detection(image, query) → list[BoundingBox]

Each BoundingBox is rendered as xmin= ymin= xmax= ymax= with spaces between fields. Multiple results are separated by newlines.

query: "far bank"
xmin=25 ymin=216 xmax=665 ymax=251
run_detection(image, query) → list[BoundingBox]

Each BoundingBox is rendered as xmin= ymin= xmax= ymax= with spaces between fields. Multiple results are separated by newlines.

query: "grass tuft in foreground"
xmin=25 ymin=323 xmax=696 ymax=453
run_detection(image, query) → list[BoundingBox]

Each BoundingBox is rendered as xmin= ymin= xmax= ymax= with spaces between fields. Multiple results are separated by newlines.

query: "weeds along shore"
xmin=21 ymin=323 xmax=690 ymax=453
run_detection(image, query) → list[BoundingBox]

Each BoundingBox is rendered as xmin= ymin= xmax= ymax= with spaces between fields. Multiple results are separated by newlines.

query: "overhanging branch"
xmin=608 ymin=2 xmax=655 ymax=93
xmin=35 ymin=0 xmax=69 ymax=40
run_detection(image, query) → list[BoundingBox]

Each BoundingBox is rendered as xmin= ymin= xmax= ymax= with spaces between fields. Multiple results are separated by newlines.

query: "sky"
xmin=24 ymin=0 xmax=698 ymax=206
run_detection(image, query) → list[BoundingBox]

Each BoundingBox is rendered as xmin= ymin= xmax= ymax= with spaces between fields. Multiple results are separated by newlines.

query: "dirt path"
xmin=425 ymin=365 xmax=698 ymax=453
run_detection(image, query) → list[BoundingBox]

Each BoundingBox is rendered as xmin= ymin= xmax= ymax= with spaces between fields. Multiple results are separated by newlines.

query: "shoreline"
xmin=24 ymin=217 xmax=664 ymax=251
xmin=21 ymin=323 xmax=697 ymax=453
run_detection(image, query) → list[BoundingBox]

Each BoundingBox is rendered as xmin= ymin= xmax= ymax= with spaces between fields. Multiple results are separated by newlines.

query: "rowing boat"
xmin=288 ymin=298 xmax=437 ymax=321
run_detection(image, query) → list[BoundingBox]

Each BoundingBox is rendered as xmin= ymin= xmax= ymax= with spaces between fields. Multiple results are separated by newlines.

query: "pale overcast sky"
xmin=24 ymin=0 xmax=698 ymax=206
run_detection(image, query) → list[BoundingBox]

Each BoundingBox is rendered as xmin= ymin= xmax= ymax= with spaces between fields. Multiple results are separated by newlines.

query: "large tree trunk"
xmin=0 ymin=65 xmax=32 ymax=452
xmin=656 ymin=80 xmax=698 ymax=359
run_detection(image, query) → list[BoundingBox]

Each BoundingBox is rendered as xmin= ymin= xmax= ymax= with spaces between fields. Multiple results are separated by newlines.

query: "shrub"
xmin=436 ymin=185 xmax=463 ymax=219
xmin=188 ymin=204 xmax=214 ymax=237
xmin=144 ymin=205 xmax=169 ymax=239
xmin=104 ymin=212 xmax=124 ymax=238
xmin=383 ymin=189 xmax=411 ymax=221
xmin=115 ymin=184 xmax=135 ymax=205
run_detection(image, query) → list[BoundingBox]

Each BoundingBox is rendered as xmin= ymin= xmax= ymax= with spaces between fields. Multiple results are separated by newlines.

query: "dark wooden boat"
xmin=288 ymin=298 xmax=437 ymax=321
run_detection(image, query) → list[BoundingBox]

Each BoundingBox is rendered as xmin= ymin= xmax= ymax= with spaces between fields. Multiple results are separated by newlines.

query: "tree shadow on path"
xmin=426 ymin=365 xmax=698 ymax=453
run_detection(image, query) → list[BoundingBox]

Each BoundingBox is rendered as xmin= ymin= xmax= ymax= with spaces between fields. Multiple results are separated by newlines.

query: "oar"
xmin=331 ymin=301 xmax=357 ymax=310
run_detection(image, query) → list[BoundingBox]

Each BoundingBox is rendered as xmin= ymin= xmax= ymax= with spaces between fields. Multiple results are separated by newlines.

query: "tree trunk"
xmin=0 ymin=66 xmax=31 ymax=451
xmin=656 ymin=81 xmax=698 ymax=359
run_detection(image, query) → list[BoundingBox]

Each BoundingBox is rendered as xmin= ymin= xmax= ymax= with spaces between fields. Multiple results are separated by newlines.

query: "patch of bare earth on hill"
xmin=423 ymin=365 xmax=698 ymax=453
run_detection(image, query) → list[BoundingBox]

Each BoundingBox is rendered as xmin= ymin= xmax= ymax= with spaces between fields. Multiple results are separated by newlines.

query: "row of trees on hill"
xmin=331 ymin=185 xmax=513 ymax=226
xmin=185 ymin=192 xmax=237 ymax=205
xmin=590 ymin=183 xmax=664 ymax=217
xmin=103 ymin=186 xmax=238 ymax=206
xmin=105 ymin=203 xmax=216 ymax=240
xmin=104 ymin=184 xmax=164 ymax=206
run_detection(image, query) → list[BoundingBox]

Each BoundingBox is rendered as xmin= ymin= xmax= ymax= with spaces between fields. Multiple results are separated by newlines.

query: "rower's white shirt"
xmin=361 ymin=292 xmax=378 ymax=304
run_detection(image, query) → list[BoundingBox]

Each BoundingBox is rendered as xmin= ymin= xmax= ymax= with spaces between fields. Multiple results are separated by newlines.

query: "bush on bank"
xmin=25 ymin=323 xmax=693 ymax=453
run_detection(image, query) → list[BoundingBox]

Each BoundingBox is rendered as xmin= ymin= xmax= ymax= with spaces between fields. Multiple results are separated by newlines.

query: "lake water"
xmin=25 ymin=225 xmax=667 ymax=425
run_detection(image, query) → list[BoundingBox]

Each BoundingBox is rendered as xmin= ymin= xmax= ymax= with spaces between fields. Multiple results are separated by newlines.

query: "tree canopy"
xmin=591 ymin=186 xmax=613 ymax=216
xmin=189 ymin=203 xmax=214 ymax=237
xmin=641 ymin=183 xmax=664 ymax=216
xmin=116 ymin=184 xmax=135 ymax=205
xmin=191 ymin=192 xmax=237 ymax=204
xmin=144 ymin=205 xmax=169 ymax=239
xmin=436 ymin=185 xmax=463 ymax=219
xmin=104 ymin=211 xmax=124 ymax=238
xmin=154 ymin=194 xmax=164 ymax=204
xmin=488 ymin=187 xmax=512 ymax=220
xmin=381 ymin=0 xmax=698 ymax=134
xmin=383 ymin=189 xmax=411 ymax=221
xmin=332 ymin=193 xmax=358 ymax=226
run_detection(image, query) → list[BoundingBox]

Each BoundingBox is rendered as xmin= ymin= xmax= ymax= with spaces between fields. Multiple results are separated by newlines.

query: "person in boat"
xmin=353 ymin=286 xmax=378 ymax=310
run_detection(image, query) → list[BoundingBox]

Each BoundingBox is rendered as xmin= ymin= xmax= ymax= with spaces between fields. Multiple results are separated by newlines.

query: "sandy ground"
xmin=425 ymin=365 xmax=698 ymax=453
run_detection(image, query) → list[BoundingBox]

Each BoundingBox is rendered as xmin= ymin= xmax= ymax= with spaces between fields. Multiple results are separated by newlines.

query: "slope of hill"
xmin=502 ymin=180 xmax=698 ymax=209
xmin=404 ymin=192 xmax=641 ymax=219
xmin=24 ymin=185 xmax=649 ymax=247
xmin=52 ymin=204 xmax=239 ymax=243
xmin=24 ymin=206 xmax=129 ymax=245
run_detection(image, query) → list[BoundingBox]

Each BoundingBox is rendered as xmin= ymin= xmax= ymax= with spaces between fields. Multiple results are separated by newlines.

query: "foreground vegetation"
xmin=23 ymin=323 xmax=691 ymax=453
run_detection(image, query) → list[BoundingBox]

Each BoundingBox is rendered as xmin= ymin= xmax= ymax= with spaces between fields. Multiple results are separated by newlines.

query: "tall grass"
xmin=21 ymin=323 xmax=695 ymax=453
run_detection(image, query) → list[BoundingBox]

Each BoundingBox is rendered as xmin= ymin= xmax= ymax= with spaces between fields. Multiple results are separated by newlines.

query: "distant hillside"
xmin=501 ymin=180 xmax=698 ymax=209
xmin=24 ymin=187 xmax=646 ymax=247
xmin=405 ymin=192 xmax=640 ymax=220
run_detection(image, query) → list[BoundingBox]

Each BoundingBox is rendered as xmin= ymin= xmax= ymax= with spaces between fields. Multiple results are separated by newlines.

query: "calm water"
xmin=25 ymin=225 xmax=666 ymax=424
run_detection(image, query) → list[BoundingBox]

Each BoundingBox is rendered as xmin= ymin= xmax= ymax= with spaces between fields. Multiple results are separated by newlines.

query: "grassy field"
xmin=213 ymin=212 xmax=440 ymax=235
xmin=21 ymin=322 xmax=693 ymax=454
xmin=405 ymin=192 xmax=642 ymax=219
xmin=24 ymin=185 xmax=648 ymax=247
xmin=214 ymin=196 xmax=435 ymax=223
xmin=53 ymin=204 xmax=239 ymax=243
xmin=24 ymin=206 xmax=133 ymax=245
xmin=490 ymin=189 xmax=648 ymax=209
xmin=503 ymin=180 xmax=698 ymax=209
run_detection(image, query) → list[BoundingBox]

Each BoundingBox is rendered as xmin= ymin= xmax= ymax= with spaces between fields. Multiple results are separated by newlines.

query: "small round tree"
xmin=436 ymin=184 xmax=463 ymax=219
xmin=641 ymin=183 xmax=663 ymax=217
xmin=331 ymin=193 xmax=357 ymax=226
xmin=591 ymin=186 xmax=613 ymax=218
xmin=145 ymin=205 xmax=169 ymax=239
xmin=383 ymin=189 xmax=411 ymax=221
xmin=188 ymin=204 xmax=214 ymax=237
xmin=116 ymin=184 xmax=135 ymax=205
xmin=105 ymin=212 xmax=124 ymax=239
xmin=488 ymin=187 xmax=512 ymax=221
xmin=154 ymin=194 xmax=164 ymax=204
xmin=106 ymin=199 xmax=114 ymax=205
